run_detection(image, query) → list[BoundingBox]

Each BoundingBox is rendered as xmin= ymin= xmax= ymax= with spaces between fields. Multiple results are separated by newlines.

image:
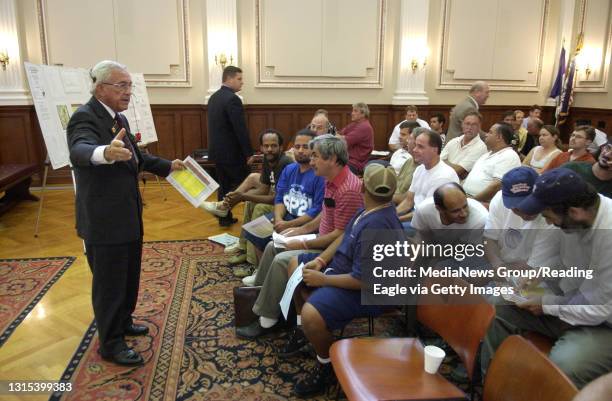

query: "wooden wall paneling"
xmin=271 ymin=112 xmax=295 ymax=145
xmin=246 ymin=113 xmax=270 ymax=149
xmin=180 ymin=113 xmax=204 ymax=157
xmin=0 ymin=111 xmax=30 ymax=164
xmin=369 ymin=111 xmax=391 ymax=150
xmin=151 ymin=113 xmax=177 ymax=160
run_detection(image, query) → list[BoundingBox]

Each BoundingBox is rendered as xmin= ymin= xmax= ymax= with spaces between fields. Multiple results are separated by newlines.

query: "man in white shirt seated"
xmin=396 ymin=130 xmax=459 ymax=222
xmin=441 ymin=111 xmax=488 ymax=179
xmin=412 ymin=182 xmax=488 ymax=242
xmin=484 ymin=166 xmax=555 ymax=272
xmin=481 ymin=168 xmax=612 ymax=389
xmin=388 ymin=105 xmax=430 ymax=151
xmin=463 ymin=123 xmax=521 ymax=203
xmin=389 ymin=121 xmax=420 ymax=174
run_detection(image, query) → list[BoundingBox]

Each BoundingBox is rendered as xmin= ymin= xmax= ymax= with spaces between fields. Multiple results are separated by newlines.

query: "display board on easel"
xmin=24 ymin=62 xmax=158 ymax=170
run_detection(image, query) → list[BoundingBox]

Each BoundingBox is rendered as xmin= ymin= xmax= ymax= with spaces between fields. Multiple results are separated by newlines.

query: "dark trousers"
xmin=85 ymin=239 xmax=143 ymax=354
xmin=216 ymin=162 xmax=250 ymax=220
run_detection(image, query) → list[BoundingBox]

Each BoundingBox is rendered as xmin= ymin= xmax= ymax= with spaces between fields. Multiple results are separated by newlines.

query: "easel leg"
xmin=34 ymin=159 xmax=50 ymax=237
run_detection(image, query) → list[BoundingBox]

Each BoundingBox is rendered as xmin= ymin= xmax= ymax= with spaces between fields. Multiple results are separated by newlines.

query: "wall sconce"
xmin=0 ymin=49 xmax=9 ymax=71
xmin=575 ymin=45 xmax=601 ymax=81
xmin=410 ymin=57 xmax=427 ymax=73
xmin=214 ymin=53 xmax=233 ymax=70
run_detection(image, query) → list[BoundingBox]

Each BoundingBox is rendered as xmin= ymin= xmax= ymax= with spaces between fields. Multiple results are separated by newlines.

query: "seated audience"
xmin=543 ymin=126 xmax=596 ymax=172
xmin=339 ymin=102 xmax=374 ymax=175
xmin=447 ymin=81 xmax=490 ymax=142
xmin=396 ymin=130 xmax=459 ymax=221
xmin=200 ymin=130 xmax=292 ymax=273
xmin=522 ymin=124 xmax=562 ymax=173
xmin=389 ymin=121 xmax=420 ymax=174
xmin=440 ymin=111 xmax=488 ymax=179
xmin=481 ymin=168 xmax=612 ymax=389
xmin=388 ymin=105 xmax=430 ymax=151
xmin=519 ymin=117 xmax=543 ymax=159
xmin=309 ymin=110 xmax=338 ymax=136
xmin=237 ymin=135 xmax=363 ymax=337
xmin=521 ymin=104 xmax=543 ymax=129
xmin=463 ymin=123 xmax=521 ymax=203
xmin=280 ymin=163 xmax=403 ymax=397
xmin=562 ymin=137 xmax=612 ymax=198
xmin=241 ymin=130 xmax=325 ymax=272
xmin=429 ymin=112 xmax=447 ymax=146
xmin=589 ymin=127 xmax=609 ymax=155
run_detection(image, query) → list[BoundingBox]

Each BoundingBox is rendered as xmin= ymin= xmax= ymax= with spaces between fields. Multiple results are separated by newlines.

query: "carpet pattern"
xmin=51 ymin=240 xmax=466 ymax=400
xmin=0 ymin=256 xmax=75 ymax=346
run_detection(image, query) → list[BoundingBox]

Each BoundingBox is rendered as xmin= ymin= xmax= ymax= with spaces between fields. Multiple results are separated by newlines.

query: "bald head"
xmin=310 ymin=114 xmax=329 ymax=135
xmin=433 ymin=183 xmax=470 ymax=225
xmin=469 ymin=81 xmax=490 ymax=105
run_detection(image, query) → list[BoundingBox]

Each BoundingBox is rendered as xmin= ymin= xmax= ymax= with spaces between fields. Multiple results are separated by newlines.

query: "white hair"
xmin=89 ymin=60 xmax=127 ymax=95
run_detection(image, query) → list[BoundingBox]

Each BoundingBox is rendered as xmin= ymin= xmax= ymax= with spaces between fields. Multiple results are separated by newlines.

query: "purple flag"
xmin=549 ymin=46 xmax=566 ymax=98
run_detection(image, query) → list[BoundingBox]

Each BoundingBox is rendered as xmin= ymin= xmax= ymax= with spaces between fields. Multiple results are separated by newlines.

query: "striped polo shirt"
xmin=319 ymin=165 xmax=364 ymax=235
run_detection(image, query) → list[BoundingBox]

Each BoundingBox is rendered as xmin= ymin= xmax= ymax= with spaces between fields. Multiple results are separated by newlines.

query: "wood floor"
xmin=0 ymin=183 xmax=242 ymax=401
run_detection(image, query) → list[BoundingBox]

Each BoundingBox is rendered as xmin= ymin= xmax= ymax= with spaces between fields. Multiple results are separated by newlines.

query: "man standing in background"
xmin=447 ymin=81 xmax=490 ymax=142
xmin=207 ymin=66 xmax=253 ymax=226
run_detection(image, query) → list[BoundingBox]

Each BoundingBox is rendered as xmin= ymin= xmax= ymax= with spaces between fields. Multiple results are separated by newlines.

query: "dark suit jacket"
xmin=67 ymin=97 xmax=171 ymax=244
xmin=207 ymin=85 xmax=253 ymax=164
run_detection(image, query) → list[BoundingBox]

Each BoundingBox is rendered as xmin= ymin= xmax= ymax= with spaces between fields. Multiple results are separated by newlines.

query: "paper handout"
xmin=166 ymin=156 xmax=219 ymax=207
xmin=242 ymin=215 xmax=274 ymax=239
xmin=280 ymin=263 xmax=304 ymax=319
xmin=208 ymin=233 xmax=239 ymax=247
xmin=272 ymin=231 xmax=317 ymax=249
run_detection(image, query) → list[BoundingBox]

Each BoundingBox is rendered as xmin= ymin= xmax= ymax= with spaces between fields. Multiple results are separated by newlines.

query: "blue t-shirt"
xmin=329 ymin=205 xmax=403 ymax=279
xmin=274 ymin=163 xmax=325 ymax=218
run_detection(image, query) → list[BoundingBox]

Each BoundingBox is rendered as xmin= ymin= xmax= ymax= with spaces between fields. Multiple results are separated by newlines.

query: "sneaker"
xmin=242 ymin=271 xmax=258 ymax=286
xmin=278 ymin=327 xmax=308 ymax=358
xmin=199 ymin=201 xmax=229 ymax=218
xmin=224 ymin=242 xmax=245 ymax=254
xmin=229 ymin=253 xmax=247 ymax=265
xmin=294 ymin=361 xmax=333 ymax=397
xmin=233 ymin=264 xmax=252 ymax=278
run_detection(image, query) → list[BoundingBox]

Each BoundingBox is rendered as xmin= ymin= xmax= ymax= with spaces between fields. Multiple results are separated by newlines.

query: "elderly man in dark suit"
xmin=447 ymin=81 xmax=490 ymax=142
xmin=68 ymin=60 xmax=184 ymax=366
xmin=206 ymin=65 xmax=253 ymax=226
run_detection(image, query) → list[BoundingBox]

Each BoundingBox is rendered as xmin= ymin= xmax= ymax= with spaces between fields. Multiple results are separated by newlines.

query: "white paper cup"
xmin=424 ymin=345 xmax=446 ymax=374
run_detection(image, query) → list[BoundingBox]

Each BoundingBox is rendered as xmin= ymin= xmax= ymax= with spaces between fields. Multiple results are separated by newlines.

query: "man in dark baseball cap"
xmin=516 ymin=168 xmax=590 ymax=222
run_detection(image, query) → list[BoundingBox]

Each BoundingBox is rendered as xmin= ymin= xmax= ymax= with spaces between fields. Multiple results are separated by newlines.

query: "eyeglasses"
xmin=102 ymin=81 xmax=134 ymax=91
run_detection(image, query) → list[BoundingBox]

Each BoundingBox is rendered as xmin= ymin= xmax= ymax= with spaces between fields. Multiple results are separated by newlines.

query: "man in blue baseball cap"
xmin=482 ymin=167 xmax=612 ymax=389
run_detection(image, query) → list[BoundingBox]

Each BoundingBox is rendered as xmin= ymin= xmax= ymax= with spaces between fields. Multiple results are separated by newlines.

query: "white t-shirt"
xmin=587 ymin=128 xmax=608 ymax=154
xmin=409 ymin=161 xmax=460 ymax=207
xmin=412 ymin=197 xmax=489 ymax=231
xmin=440 ymin=135 xmax=488 ymax=173
xmin=484 ymin=191 xmax=554 ymax=264
xmin=388 ymin=118 xmax=430 ymax=145
xmin=390 ymin=148 xmax=413 ymax=174
xmin=463 ymin=147 xmax=521 ymax=197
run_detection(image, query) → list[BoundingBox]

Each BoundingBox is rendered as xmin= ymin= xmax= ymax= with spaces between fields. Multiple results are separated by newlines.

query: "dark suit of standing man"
xmin=67 ymin=60 xmax=184 ymax=366
xmin=207 ymin=66 xmax=253 ymax=226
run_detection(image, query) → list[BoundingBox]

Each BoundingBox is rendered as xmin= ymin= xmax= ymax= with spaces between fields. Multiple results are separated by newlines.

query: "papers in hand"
xmin=280 ymin=263 xmax=304 ymax=319
xmin=242 ymin=215 xmax=274 ymax=238
xmin=272 ymin=232 xmax=316 ymax=249
xmin=371 ymin=150 xmax=390 ymax=156
xmin=501 ymin=291 xmax=529 ymax=304
xmin=166 ymin=156 xmax=219 ymax=207
xmin=208 ymin=233 xmax=239 ymax=247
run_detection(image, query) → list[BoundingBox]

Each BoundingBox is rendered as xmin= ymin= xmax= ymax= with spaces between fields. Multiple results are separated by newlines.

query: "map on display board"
xmin=24 ymin=62 xmax=158 ymax=170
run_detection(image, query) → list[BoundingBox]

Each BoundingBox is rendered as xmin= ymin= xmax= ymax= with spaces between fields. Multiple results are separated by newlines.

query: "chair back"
xmin=483 ymin=335 xmax=578 ymax=401
xmin=416 ymin=278 xmax=495 ymax=381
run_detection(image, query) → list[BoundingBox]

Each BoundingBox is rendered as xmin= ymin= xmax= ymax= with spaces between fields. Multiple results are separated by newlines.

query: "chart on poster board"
xmin=24 ymin=62 xmax=158 ymax=170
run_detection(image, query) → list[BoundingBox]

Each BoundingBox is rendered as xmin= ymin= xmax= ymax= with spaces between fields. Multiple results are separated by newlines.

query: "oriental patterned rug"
xmin=0 ymin=256 xmax=75 ymax=346
xmin=50 ymin=240 xmax=465 ymax=401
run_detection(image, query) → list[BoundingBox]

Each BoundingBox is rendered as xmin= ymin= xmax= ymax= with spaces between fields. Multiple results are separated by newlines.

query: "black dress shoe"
xmin=236 ymin=319 xmax=278 ymax=339
xmin=219 ymin=217 xmax=238 ymax=227
xmin=278 ymin=327 xmax=308 ymax=358
xmin=125 ymin=324 xmax=149 ymax=336
xmin=98 ymin=348 xmax=144 ymax=366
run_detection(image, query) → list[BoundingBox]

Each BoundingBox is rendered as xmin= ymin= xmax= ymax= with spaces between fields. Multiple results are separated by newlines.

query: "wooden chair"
xmin=483 ymin=335 xmax=578 ymax=401
xmin=330 ymin=279 xmax=495 ymax=401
